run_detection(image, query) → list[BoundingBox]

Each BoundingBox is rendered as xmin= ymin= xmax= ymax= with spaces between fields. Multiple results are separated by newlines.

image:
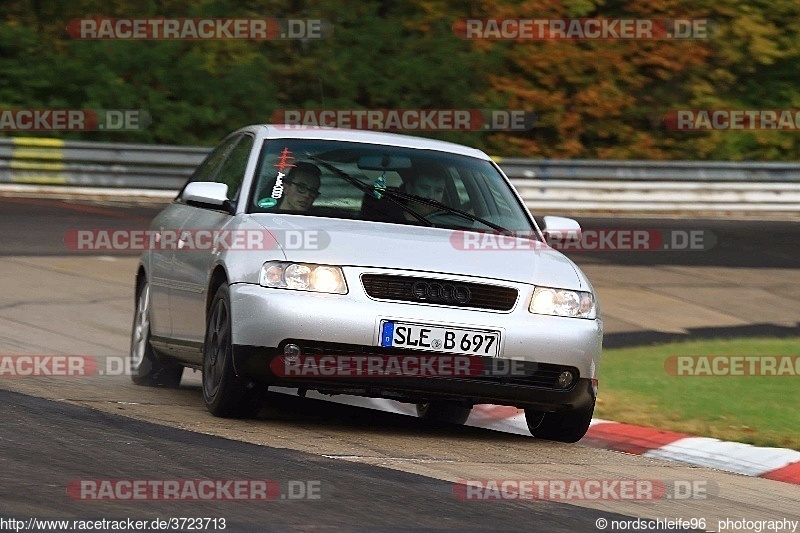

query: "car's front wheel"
xmin=130 ymin=280 xmax=183 ymax=387
xmin=416 ymin=401 xmax=471 ymax=425
xmin=525 ymin=400 xmax=595 ymax=443
xmin=202 ymin=282 xmax=264 ymax=418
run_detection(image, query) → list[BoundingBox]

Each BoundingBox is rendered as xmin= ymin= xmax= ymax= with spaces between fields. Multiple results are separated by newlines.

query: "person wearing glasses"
xmin=278 ymin=162 xmax=321 ymax=211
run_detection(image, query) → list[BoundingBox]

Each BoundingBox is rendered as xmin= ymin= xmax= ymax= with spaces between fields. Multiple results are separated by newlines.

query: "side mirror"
xmin=541 ymin=216 xmax=581 ymax=243
xmin=182 ymin=182 xmax=233 ymax=213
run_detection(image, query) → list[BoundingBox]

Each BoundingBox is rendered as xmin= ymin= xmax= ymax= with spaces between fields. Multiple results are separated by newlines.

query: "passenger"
xmin=404 ymin=172 xmax=446 ymax=219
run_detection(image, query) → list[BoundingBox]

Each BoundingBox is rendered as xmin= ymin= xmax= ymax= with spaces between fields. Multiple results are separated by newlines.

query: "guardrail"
xmin=2 ymin=137 xmax=799 ymax=216
xmin=498 ymin=158 xmax=800 ymax=215
xmin=0 ymin=137 xmax=206 ymax=190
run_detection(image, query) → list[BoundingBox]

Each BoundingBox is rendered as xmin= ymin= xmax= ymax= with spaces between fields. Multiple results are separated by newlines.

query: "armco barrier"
xmin=498 ymin=158 xmax=800 ymax=216
xmin=0 ymin=137 xmax=206 ymax=190
xmin=1 ymin=137 xmax=799 ymax=216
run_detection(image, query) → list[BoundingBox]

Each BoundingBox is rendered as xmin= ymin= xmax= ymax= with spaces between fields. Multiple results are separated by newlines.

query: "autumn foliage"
xmin=1 ymin=0 xmax=799 ymax=160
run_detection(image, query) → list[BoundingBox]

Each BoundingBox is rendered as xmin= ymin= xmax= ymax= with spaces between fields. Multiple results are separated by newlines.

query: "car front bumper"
xmin=227 ymin=271 xmax=602 ymax=410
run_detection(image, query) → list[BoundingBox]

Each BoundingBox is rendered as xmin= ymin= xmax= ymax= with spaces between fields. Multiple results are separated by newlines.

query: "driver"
xmin=278 ymin=162 xmax=321 ymax=211
xmin=404 ymin=171 xmax=446 ymax=220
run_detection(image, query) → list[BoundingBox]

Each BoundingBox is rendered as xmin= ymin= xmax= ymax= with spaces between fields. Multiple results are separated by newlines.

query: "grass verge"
xmin=595 ymin=337 xmax=800 ymax=450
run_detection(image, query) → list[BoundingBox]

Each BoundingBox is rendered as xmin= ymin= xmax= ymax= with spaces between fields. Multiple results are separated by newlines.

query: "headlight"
xmin=259 ymin=261 xmax=347 ymax=294
xmin=529 ymin=287 xmax=596 ymax=319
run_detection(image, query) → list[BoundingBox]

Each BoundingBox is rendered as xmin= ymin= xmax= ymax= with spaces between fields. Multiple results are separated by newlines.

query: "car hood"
xmin=250 ymin=214 xmax=585 ymax=289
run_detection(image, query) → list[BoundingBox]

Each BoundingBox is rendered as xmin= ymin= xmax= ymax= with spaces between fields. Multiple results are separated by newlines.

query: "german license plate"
xmin=380 ymin=321 xmax=500 ymax=357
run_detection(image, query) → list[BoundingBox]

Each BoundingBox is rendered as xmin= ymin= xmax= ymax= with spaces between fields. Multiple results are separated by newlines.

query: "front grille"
xmin=361 ymin=274 xmax=518 ymax=311
xmin=285 ymin=340 xmax=576 ymax=390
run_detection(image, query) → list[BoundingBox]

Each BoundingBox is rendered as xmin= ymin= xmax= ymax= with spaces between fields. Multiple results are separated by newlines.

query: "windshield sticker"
xmin=271 ymin=147 xmax=296 ymax=201
xmin=257 ymin=197 xmax=278 ymax=208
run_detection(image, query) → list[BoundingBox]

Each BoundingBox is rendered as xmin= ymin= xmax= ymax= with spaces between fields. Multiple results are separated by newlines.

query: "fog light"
xmin=556 ymin=371 xmax=574 ymax=389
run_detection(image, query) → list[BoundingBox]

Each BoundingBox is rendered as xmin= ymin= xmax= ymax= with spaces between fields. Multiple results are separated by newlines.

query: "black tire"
xmin=416 ymin=401 xmax=471 ymax=425
xmin=202 ymin=282 xmax=265 ymax=418
xmin=130 ymin=280 xmax=183 ymax=387
xmin=525 ymin=401 xmax=595 ymax=443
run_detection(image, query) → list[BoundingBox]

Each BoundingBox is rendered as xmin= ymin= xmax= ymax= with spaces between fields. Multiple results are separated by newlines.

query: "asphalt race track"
xmin=2 ymin=389 xmax=642 ymax=531
xmin=1 ymin=197 xmax=799 ymax=532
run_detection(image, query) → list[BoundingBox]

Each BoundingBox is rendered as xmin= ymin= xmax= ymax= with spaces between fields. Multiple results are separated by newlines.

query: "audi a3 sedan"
xmin=130 ymin=125 xmax=602 ymax=442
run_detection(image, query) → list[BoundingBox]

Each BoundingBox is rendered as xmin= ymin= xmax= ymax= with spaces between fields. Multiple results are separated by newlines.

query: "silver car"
xmin=130 ymin=125 xmax=602 ymax=442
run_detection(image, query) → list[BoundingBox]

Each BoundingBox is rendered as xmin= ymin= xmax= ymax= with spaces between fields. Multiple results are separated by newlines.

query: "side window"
xmin=189 ymin=136 xmax=239 ymax=184
xmin=215 ymin=135 xmax=254 ymax=200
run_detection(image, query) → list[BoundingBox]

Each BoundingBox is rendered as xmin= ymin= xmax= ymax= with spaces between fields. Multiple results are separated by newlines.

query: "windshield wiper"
xmin=379 ymin=188 xmax=512 ymax=234
xmin=306 ymin=155 xmax=434 ymax=226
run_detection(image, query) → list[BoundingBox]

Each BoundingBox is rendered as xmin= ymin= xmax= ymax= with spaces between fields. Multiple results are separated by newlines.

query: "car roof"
xmin=246 ymin=125 xmax=492 ymax=161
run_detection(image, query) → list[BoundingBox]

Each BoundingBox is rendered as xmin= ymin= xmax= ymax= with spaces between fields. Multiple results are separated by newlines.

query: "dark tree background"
xmin=2 ymin=0 xmax=799 ymax=159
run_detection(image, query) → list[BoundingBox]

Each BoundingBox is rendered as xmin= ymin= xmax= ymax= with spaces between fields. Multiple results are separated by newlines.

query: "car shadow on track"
xmin=177 ymin=382 xmax=533 ymax=441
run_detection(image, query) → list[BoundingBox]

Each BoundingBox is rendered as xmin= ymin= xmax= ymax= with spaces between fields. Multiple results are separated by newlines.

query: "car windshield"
xmin=248 ymin=138 xmax=536 ymax=233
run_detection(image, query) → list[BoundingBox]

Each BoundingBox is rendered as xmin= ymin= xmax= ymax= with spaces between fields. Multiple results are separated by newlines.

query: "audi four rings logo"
xmin=411 ymin=281 xmax=472 ymax=304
